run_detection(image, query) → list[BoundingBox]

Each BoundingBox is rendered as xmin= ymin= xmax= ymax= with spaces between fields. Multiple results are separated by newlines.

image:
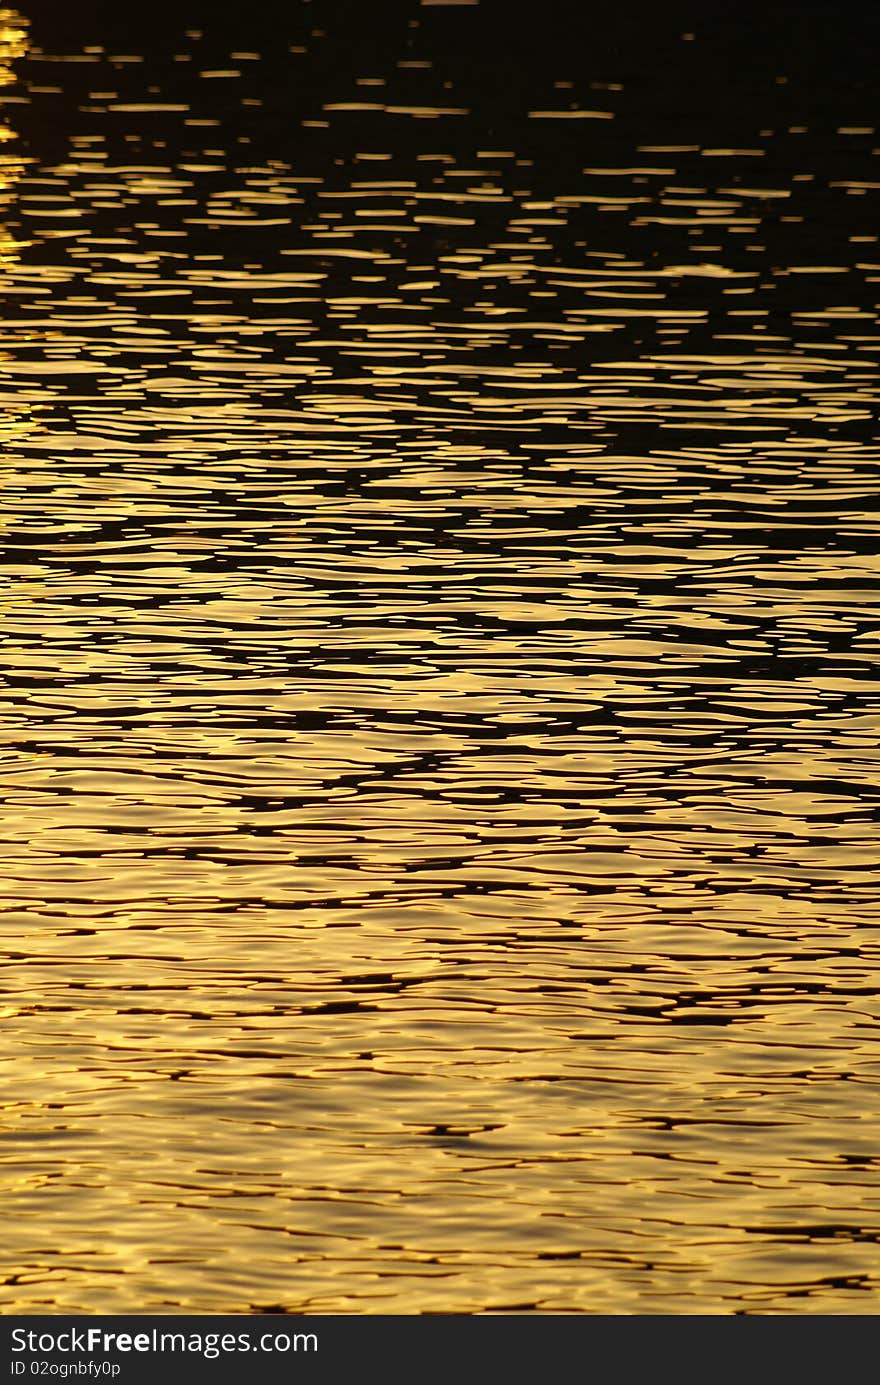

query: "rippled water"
xmin=2 ymin=0 xmax=880 ymax=1314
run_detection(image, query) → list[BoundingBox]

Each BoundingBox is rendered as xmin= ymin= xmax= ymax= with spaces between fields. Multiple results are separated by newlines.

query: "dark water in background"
xmin=1 ymin=0 xmax=879 ymax=1312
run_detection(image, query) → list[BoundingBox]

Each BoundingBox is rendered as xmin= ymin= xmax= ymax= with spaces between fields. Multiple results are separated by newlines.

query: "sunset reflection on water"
xmin=1 ymin=0 xmax=880 ymax=1314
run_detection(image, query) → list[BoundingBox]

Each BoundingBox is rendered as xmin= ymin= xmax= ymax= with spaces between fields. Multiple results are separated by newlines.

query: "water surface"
xmin=1 ymin=0 xmax=880 ymax=1313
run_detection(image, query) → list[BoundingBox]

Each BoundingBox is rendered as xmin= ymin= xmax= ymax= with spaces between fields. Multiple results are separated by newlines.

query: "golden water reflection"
xmin=1 ymin=5 xmax=880 ymax=1313
xmin=0 ymin=10 xmax=26 ymax=244
xmin=0 ymin=11 xmax=32 ymax=467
